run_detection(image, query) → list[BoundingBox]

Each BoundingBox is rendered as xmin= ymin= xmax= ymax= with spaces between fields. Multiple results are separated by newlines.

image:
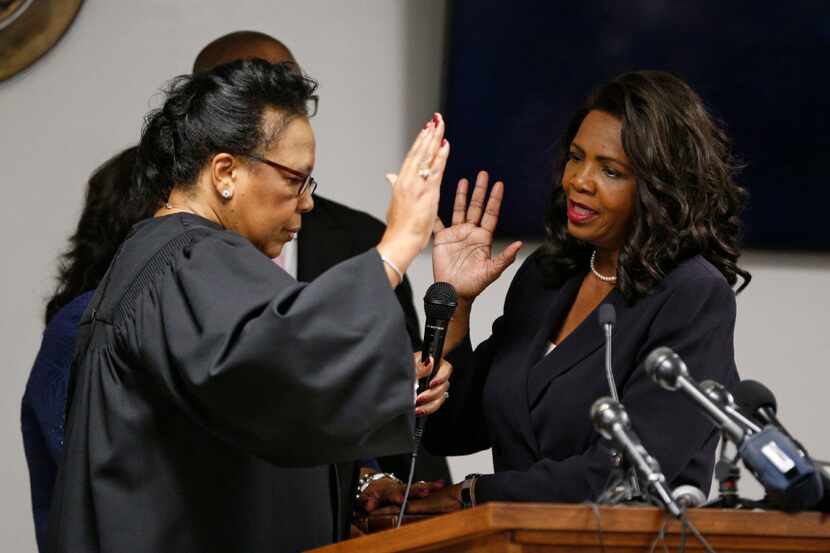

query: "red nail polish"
xmin=441 ymin=138 xmax=448 ymax=147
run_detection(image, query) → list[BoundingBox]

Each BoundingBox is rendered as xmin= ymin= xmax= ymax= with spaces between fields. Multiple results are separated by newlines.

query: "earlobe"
xmin=211 ymin=153 xmax=237 ymax=201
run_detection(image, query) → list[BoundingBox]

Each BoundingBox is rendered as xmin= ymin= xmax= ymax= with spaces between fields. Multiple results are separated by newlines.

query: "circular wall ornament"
xmin=0 ymin=0 xmax=83 ymax=81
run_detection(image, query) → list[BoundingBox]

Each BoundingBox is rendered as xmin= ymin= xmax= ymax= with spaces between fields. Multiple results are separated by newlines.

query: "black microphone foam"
xmin=598 ymin=303 xmax=616 ymax=327
xmin=734 ymin=379 xmax=778 ymax=415
xmin=423 ymin=282 xmax=458 ymax=321
xmin=419 ymin=282 xmax=458 ymax=386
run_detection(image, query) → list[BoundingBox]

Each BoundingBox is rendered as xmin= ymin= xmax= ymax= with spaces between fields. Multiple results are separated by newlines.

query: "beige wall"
xmin=1 ymin=1 xmax=828 ymax=549
xmin=0 ymin=1 xmax=447 ymax=549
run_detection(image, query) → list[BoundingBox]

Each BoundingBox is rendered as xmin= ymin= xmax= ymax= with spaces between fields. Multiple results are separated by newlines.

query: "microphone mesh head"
xmin=671 ymin=485 xmax=707 ymax=508
xmin=699 ymin=380 xmax=736 ymax=408
xmin=644 ymin=346 xmax=687 ymax=390
xmin=734 ymin=379 xmax=778 ymax=414
xmin=424 ymin=282 xmax=458 ymax=321
xmin=598 ymin=303 xmax=616 ymax=326
xmin=590 ymin=397 xmax=629 ymax=439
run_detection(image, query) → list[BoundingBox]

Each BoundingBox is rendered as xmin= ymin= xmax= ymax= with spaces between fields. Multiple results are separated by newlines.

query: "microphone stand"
xmin=597 ymin=305 xmax=642 ymax=503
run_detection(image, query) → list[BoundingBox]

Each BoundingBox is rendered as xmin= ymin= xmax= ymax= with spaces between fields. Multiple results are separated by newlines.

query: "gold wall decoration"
xmin=0 ymin=0 xmax=83 ymax=81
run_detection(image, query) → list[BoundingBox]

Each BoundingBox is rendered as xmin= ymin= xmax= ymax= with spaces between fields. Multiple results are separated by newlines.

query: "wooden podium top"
xmin=308 ymin=502 xmax=830 ymax=553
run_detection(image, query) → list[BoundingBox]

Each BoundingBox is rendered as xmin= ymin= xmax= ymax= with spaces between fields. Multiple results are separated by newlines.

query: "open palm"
xmin=432 ymin=172 xmax=522 ymax=302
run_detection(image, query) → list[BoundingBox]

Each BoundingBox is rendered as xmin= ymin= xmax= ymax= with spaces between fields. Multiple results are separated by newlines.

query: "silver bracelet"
xmin=355 ymin=472 xmax=401 ymax=500
xmin=379 ymin=252 xmax=404 ymax=285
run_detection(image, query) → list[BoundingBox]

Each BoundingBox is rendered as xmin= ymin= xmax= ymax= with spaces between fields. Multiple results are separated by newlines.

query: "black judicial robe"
xmin=47 ymin=213 xmax=416 ymax=553
xmin=425 ymin=252 xmax=739 ymax=502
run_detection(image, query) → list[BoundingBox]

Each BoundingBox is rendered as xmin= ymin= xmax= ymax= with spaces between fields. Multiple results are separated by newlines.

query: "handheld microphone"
xmin=591 ymin=397 xmax=683 ymax=517
xmin=418 ymin=282 xmax=458 ymax=396
xmin=734 ymin=380 xmax=803 ymax=450
xmin=699 ymin=380 xmax=762 ymax=433
xmin=735 ymin=379 xmax=830 ymax=512
xmin=644 ymin=347 xmax=747 ymax=443
xmin=645 ymin=347 xmax=823 ymax=511
xmin=598 ymin=304 xmax=619 ymax=401
xmin=398 ymin=282 xmax=457 ymax=528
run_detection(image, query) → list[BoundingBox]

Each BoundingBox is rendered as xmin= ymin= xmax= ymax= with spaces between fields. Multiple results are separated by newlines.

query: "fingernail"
xmin=415 ymin=408 xmax=425 ymax=416
xmin=441 ymin=138 xmax=447 ymax=147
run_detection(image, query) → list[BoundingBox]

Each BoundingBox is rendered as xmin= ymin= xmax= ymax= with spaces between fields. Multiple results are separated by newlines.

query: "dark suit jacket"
xmin=295 ymin=195 xmax=451 ymax=540
xmin=425 ymin=251 xmax=739 ymax=503
xmin=298 ymin=195 xmax=420 ymax=345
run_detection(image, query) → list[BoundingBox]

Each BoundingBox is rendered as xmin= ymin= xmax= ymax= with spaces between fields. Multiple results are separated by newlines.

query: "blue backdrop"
xmin=441 ymin=1 xmax=830 ymax=249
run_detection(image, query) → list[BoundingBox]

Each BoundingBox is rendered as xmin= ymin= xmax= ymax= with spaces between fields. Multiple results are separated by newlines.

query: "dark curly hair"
xmin=539 ymin=70 xmax=751 ymax=300
xmin=134 ymin=59 xmax=318 ymax=206
xmin=45 ymin=147 xmax=159 ymax=323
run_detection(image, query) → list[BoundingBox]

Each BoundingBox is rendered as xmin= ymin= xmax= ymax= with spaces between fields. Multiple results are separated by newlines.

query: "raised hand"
xmin=432 ymin=171 xmax=522 ymax=303
xmin=378 ymin=114 xmax=450 ymax=285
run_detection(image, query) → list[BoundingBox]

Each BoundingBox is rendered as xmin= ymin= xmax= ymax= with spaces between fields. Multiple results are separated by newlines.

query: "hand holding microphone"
xmin=413 ymin=354 xmax=452 ymax=416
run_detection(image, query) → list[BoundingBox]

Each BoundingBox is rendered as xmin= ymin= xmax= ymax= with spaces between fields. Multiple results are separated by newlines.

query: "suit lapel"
xmin=527 ymin=276 xmax=624 ymax=409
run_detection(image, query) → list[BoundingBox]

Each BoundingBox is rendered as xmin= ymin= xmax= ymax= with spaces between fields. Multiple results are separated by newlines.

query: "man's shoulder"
xmin=306 ymin=195 xmax=386 ymax=237
xmin=311 ymin=195 xmax=385 ymax=227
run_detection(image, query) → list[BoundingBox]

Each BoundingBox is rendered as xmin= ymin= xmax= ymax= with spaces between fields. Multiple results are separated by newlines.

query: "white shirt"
xmin=272 ymin=237 xmax=298 ymax=279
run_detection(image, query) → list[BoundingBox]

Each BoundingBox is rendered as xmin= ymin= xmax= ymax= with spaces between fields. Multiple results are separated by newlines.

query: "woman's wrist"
xmin=377 ymin=236 xmax=419 ymax=287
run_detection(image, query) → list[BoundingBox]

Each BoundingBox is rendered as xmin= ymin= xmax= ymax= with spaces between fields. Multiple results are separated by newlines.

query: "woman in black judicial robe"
xmin=47 ymin=60 xmax=452 ymax=552
xmin=398 ymin=71 xmax=752 ymax=512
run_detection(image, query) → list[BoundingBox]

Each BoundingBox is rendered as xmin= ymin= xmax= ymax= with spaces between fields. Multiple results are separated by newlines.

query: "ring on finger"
xmin=443 ymin=391 xmax=449 ymax=400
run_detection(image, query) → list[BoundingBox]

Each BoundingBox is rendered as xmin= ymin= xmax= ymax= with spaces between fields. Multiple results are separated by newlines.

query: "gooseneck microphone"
xmin=398 ymin=282 xmax=457 ymax=528
xmin=591 ymin=397 xmax=683 ymax=517
xmin=598 ymin=304 xmax=618 ymax=401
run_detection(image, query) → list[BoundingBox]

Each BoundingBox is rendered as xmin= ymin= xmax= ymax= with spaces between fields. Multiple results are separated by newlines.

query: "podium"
xmin=308 ymin=502 xmax=830 ymax=552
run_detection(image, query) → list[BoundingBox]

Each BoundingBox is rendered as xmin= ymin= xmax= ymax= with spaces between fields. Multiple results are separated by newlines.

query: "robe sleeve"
xmin=130 ymin=231 xmax=416 ymax=467
xmin=473 ymin=272 xmax=737 ymax=502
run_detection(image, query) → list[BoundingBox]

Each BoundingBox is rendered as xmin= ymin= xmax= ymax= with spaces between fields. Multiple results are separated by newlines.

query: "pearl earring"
xmin=222 ymin=190 xmax=232 ymax=199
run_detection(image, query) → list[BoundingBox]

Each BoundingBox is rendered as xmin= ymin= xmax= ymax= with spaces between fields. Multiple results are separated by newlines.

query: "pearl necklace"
xmin=590 ymin=250 xmax=617 ymax=283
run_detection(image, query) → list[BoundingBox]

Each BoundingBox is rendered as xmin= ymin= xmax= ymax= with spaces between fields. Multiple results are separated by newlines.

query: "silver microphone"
xmin=644 ymin=347 xmax=747 ymax=444
xmin=672 ymin=484 xmax=707 ymax=509
xmin=699 ymin=380 xmax=762 ymax=434
xmin=591 ymin=397 xmax=682 ymax=517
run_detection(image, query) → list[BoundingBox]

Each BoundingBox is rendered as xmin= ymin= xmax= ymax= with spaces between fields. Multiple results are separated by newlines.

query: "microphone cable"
xmin=396 ymin=418 xmax=425 ymax=528
xmin=396 ymin=282 xmax=458 ymax=528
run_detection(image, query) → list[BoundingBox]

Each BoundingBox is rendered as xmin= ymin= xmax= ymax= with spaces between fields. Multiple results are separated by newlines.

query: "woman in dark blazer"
xmin=405 ymin=70 xmax=752 ymax=511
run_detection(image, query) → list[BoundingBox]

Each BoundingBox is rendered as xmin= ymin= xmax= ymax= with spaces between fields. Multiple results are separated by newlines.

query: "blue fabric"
xmin=21 ymin=291 xmax=94 ymax=553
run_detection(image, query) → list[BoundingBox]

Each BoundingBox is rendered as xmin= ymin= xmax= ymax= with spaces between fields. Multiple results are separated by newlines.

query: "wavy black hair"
xmin=45 ymin=147 xmax=158 ymax=323
xmin=539 ymin=70 xmax=751 ymax=300
xmin=134 ymin=59 xmax=318 ymax=206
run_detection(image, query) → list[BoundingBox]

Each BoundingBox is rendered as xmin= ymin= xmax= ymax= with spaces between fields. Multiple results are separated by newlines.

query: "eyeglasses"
xmin=244 ymin=154 xmax=318 ymax=198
